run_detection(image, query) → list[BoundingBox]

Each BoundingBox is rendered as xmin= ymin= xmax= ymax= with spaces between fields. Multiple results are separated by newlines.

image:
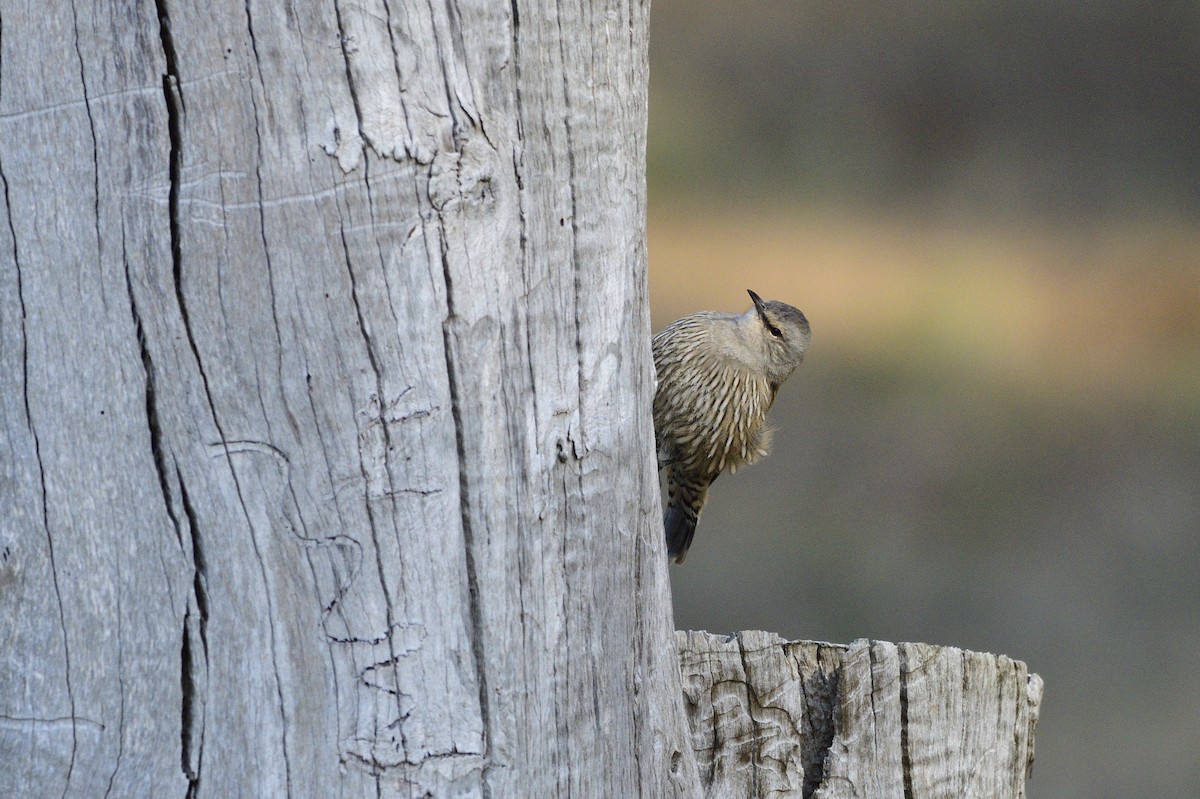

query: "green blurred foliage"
xmin=650 ymin=0 xmax=1200 ymax=219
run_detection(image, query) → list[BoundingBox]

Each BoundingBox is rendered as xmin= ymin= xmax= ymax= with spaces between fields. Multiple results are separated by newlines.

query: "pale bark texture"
xmin=677 ymin=631 xmax=1043 ymax=799
xmin=1 ymin=1 xmax=700 ymax=797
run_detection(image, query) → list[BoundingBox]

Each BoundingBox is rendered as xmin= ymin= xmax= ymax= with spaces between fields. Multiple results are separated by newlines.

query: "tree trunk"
xmin=677 ymin=631 xmax=1043 ymax=799
xmin=1 ymin=1 xmax=698 ymax=796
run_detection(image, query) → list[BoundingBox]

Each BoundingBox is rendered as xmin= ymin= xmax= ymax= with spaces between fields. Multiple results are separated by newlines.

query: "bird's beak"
xmin=747 ymin=289 xmax=766 ymax=314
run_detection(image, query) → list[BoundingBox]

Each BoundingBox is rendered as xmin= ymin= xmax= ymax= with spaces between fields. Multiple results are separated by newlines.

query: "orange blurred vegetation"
xmin=649 ymin=204 xmax=1200 ymax=409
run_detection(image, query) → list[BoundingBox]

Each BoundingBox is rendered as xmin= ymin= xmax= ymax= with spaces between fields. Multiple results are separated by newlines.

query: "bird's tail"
xmin=664 ymin=470 xmax=709 ymax=564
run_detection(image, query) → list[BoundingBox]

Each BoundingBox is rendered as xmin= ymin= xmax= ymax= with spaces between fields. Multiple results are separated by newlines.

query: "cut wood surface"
xmin=678 ymin=631 xmax=1042 ymax=799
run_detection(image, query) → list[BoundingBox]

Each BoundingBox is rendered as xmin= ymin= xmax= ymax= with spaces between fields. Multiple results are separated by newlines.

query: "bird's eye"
xmin=769 ymin=325 xmax=783 ymax=339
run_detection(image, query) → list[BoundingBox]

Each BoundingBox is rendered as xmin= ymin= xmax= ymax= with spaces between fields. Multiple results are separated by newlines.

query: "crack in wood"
xmin=440 ymin=316 xmax=494 ymax=798
xmin=125 ymin=242 xmax=182 ymax=550
xmin=177 ymin=466 xmax=208 ymax=794
xmin=898 ymin=646 xmax=915 ymax=799
xmin=27 ymin=387 xmax=77 ymax=796
xmin=0 ymin=715 xmax=104 ymax=731
xmin=66 ymin=0 xmax=102 ymax=276
xmin=0 ymin=163 xmax=29 ymax=424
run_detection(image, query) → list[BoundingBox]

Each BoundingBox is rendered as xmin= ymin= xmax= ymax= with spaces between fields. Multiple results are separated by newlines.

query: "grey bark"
xmin=677 ymin=631 xmax=1043 ymax=799
xmin=1 ymin=1 xmax=698 ymax=796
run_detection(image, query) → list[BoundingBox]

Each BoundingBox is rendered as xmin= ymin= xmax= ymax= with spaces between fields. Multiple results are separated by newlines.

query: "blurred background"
xmin=646 ymin=3 xmax=1200 ymax=798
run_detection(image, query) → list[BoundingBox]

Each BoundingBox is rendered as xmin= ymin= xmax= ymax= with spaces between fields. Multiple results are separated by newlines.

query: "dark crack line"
xmin=866 ymin=642 xmax=880 ymax=757
xmin=67 ymin=0 xmax=104 ymax=304
xmin=735 ymin=634 xmax=764 ymax=796
xmin=180 ymin=610 xmax=198 ymax=793
xmin=553 ymin=0 xmax=586 ymax=451
xmin=441 ymin=315 xmax=494 ymax=799
xmin=630 ymin=499 xmax=646 ymax=790
xmin=177 ymin=465 xmax=207 ymax=798
xmin=508 ymin=2 xmax=535 ymax=447
xmin=331 ymin=0 xmax=367 ymax=150
xmin=124 ymin=227 xmax=182 ymax=549
xmin=898 ymin=646 xmax=915 ymax=799
xmin=178 ymin=469 xmax=210 ymax=646
xmin=32 ymin=412 xmax=78 ymax=797
xmin=424 ymin=0 xmax=464 ymax=136
xmin=154 ymin=0 xmax=211 ymax=426
xmin=0 ymin=159 xmax=30 ymax=425
xmin=508 ymin=0 xmax=522 ymax=102
xmin=798 ymin=657 xmax=815 ymax=798
xmin=0 ymin=715 xmax=102 ymax=730
xmin=153 ymin=6 xmax=219 ymax=794
xmin=705 ymin=653 xmax=719 ymax=787
xmin=155 ymin=0 xmax=203 ymax=402
xmin=105 ymin=234 xmax=139 ymax=797
xmin=102 ymin=567 xmax=127 ymax=799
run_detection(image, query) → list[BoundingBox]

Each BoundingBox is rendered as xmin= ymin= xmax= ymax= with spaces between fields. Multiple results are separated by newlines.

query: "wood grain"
xmin=678 ymin=631 xmax=1042 ymax=799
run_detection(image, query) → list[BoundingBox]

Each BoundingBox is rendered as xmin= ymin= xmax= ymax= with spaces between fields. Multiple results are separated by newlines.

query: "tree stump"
xmin=677 ymin=630 xmax=1042 ymax=799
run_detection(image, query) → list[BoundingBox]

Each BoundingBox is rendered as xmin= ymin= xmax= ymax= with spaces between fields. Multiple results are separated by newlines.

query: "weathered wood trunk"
xmin=677 ymin=631 xmax=1043 ymax=799
xmin=0 ymin=0 xmax=698 ymax=796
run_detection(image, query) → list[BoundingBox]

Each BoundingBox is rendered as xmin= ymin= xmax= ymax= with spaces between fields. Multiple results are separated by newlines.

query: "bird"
xmin=652 ymin=289 xmax=811 ymax=563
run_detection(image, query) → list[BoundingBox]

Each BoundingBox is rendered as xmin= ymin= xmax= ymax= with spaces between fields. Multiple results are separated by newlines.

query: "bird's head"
xmin=747 ymin=289 xmax=811 ymax=386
